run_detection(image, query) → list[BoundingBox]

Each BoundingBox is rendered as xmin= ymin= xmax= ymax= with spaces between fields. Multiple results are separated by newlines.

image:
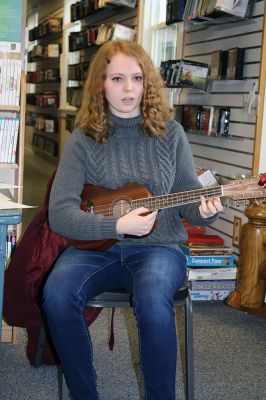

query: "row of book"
xmin=27 ymin=69 xmax=60 ymax=84
xmin=70 ymin=0 xmax=137 ymax=23
xmin=175 ymin=105 xmax=230 ymax=136
xmin=6 ymin=230 xmax=16 ymax=263
xmin=166 ymin=0 xmax=252 ymax=25
xmin=0 ymin=113 xmax=19 ymax=164
xmin=69 ymin=22 xmax=135 ymax=52
xmin=26 ymin=112 xmax=58 ymax=134
xmin=26 ymin=92 xmax=59 ymax=109
xmin=160 ymin=59 xmax=209 ymax=91
xmin=32 ymin=132 xmax=58 ymax=157
xmin=182 ymin=222 xmax=237 ymax=301
xmin=28 ymin=44 xmax=61 ymax=63
xmin=0 ymin=57 xmax=21 ymax=107
xmin=28 ymin=18 xmax=62 ymax=41
xmin=160 ymin=48 xmax=245 ymax=92
xmin=210 ymin=48 xmax=245 ymax=81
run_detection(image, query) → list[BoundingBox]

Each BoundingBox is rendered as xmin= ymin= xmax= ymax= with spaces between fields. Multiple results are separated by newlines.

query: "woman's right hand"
xmin=116 ymin=207 xmax=158 ymax=236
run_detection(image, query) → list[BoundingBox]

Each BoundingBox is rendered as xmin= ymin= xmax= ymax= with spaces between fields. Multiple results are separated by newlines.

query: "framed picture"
xmin=233 ymin=216 xmax=242 ymax=248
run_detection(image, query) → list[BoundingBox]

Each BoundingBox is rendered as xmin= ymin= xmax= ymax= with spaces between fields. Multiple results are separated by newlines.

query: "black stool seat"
xmin=87 ymin=286 xmax=189 ymax=307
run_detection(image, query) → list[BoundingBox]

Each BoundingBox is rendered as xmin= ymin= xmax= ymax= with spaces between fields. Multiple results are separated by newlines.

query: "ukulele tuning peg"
xmin=253 ymin=200 xmax=259 ymax=206
xmin=245 ymin=200 xmax=250 ymax=206
xmin=241 ymin=174 xmax=246 ymax=179
xmin=236 ymin=201 xmax=240 ymax=207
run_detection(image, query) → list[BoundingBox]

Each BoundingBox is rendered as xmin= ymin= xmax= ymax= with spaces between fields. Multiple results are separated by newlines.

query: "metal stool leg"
xmin=33 ymin=320 xmax=47 ymax=368
xmin=60 ymin=370 xmax=69 ymax=400
xmin=185 ymin=291 xmax=194 ymax=400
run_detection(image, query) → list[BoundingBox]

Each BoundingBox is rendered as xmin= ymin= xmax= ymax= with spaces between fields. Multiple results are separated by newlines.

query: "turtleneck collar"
xmin=108 ymin=111 xmax=143 ymax=129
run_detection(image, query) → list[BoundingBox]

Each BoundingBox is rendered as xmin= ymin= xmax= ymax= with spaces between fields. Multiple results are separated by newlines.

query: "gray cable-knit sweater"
xmin=49 ymin=113 xmax=217 ymax=250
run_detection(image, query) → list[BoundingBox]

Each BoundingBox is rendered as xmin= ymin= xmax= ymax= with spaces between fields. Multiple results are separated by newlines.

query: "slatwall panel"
xmin=177 ymin=0 xmax=265 ymax=251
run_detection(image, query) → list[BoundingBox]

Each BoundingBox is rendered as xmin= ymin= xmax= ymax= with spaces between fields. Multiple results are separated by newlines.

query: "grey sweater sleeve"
xmin=48 ymin=131 xmax=122 ymax=241
xmin=169 ymin=121 xmax=219 ymax=226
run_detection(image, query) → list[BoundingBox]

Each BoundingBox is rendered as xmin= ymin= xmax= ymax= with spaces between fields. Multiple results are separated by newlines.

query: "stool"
xmin=34 ymin=286 xmax=194 ymax=400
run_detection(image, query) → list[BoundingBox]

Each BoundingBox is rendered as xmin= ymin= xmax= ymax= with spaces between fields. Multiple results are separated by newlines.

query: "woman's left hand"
xmin=199 ymin=196 xmax=223 ymax=219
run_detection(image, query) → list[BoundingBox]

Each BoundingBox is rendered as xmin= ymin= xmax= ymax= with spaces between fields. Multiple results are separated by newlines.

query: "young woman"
xmin=43 ymin=40 xmax=223 ymax=400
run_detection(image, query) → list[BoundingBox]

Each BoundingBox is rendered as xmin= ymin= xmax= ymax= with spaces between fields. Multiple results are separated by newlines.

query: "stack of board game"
xmin=182 ymin=223 xmax=237 ymax=301
xmin=181 ymin=242 xmax=236 ymax=300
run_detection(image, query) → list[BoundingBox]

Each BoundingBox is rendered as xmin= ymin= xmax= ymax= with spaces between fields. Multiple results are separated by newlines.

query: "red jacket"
xmin=3 ymin=172 xmax=101 ymax=365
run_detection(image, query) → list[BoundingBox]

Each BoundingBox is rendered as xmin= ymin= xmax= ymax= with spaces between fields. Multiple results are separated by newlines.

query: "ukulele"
xmin=69 ymin=175 xmax=266 ymax=251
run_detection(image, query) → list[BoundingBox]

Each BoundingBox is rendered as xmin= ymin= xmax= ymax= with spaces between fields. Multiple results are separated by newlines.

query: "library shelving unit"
xmin=0 ymin=0 xmax=27 ymax=343
xmin=59 ymin=0 xmax=139 ymax=155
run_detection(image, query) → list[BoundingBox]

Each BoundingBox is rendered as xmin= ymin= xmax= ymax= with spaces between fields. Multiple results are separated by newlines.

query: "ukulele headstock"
xmin=223 ymin=175 xmax=266 ymax=203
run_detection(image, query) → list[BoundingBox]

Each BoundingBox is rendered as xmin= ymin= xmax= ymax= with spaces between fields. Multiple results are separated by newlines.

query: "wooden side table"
xmin=0 ymin=209 xmax=22 ymax=338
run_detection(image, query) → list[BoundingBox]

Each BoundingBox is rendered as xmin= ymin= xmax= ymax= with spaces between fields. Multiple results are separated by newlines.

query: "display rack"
xmin=0 ymin=0 xmax=27 ymax=343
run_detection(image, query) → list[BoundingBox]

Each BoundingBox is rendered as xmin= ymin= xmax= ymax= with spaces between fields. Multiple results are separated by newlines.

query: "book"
xmin=220 ymin=50 xmax=228 ymax=79
xmin=182 ymin=105 xmax=200 ymax=133
xmin=185 ymin=254 xmax=234 ymax=267
xmin=216 ymin=107 xmax=230 ymax=136
xmin=187 ymin=266 xmax=237 ymax=280
xmin=210 ymin=50 xmax=222 ymax=80
xmin=186 ymin=233 xmax=224 ymax=245
xmin=190 ymin=279 xmax=236 ymax=290
xmin=180 ymin=244 xmax=233 ymax=256
xmin=226 ymin=47 xmax=245 ymax=80
xmin=166 ymin=0 xmax=186 ymax=24
xmin=183 ymin=220 xmax=206 ymax=234
xmin=199 ymin=105 xmax=214 ymax=135
xmin=178 ymin=60 xmax=209 ymax=91
xmin=197 ymin=168 xmax=218 ymax=187
xmin=183 ymin=0 xmax=194 ymax=20
xmin=190 ymin=289 xmax=231 ymax=300
xmin=214 ymin=0 xmax=252 ymax=18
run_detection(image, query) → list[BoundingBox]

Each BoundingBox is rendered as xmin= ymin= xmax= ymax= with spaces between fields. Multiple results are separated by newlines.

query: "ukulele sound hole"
xmin=112 ymin=199 xmax=132 ymax=218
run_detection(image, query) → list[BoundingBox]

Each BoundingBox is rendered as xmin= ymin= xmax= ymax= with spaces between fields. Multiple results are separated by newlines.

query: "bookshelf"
xmin=166 ymin=0 xmax=253 ymax=26
xmin=0 ymin=0 xmax=27 ymax=343
xmin=59 ymin=0 xmax=139 ymax=155
xmin=26 ymin=15 xmax=63 ymax=165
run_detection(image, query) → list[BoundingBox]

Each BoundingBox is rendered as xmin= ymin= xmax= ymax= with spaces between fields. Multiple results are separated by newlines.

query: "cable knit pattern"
xmin=49 ymin=114 xmax=218 ymax=250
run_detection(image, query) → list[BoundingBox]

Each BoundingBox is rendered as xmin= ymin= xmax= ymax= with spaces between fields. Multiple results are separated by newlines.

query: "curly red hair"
xmin=75 ymin=40 xmax=172 ymax=143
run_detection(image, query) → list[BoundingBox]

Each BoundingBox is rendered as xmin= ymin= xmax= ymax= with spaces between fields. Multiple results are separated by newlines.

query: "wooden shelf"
xmin=0 ymin=163 xmax=19 ymax=169
xmin=0 ymin=105 xmax=20 ymax=112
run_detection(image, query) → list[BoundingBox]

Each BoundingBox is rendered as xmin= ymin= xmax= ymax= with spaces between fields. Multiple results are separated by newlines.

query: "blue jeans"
xmin=43 ymin=244 xmax=187 ymax=400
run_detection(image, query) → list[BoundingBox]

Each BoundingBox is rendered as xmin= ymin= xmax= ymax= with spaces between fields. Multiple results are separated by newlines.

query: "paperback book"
xmin=214 ymin=0 xmax=253 ymax=18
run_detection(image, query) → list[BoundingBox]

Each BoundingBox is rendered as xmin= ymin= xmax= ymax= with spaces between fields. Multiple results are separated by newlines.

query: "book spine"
xmin=11 ymin=118 xmax=20 ymax=164
xmin=0 ymin=58 xmax=3 ymax=105
xmin=186 ymin=255 xmax=234 ymax=267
